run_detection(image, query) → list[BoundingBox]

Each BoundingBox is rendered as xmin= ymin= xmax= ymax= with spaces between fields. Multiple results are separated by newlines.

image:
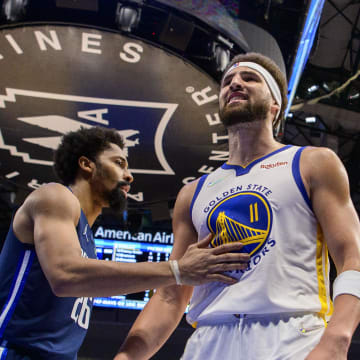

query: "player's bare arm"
xmin=114 ymin=181 xmax=199 ymax=360
xmin=14 ymin=183 xmax=174 ymax=297
xmin=301 ymin=147 xmax=360 ymax=359
xmin=115 ymin=180 xmax=251 ymax=360
xmin=14 ymin=182 xmax=250 ymax=299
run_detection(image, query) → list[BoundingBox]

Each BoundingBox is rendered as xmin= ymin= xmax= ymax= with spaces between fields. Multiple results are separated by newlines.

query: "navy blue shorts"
xmin=0 ymin=346 xmax=38 ymax=360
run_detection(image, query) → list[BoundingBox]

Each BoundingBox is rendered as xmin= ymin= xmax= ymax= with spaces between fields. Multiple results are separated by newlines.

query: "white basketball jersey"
xmin=187 ymin=145 xmax=333 ymax=325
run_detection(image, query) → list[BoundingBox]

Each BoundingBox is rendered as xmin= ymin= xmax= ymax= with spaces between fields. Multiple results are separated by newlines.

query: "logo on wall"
xmin=207 ymin=192 xmax=272 ymax=256
xmin=0 ymin=89 xmax=176 ymax=175
xmin=0 ymin=25 xmax=227 ymax=204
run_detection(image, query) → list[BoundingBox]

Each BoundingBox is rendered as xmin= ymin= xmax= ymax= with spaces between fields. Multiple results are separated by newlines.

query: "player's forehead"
xmin=99 ymin=143 xmax=127 ymax=162
xmin=221 ymin=66 xmax=263 ymax=86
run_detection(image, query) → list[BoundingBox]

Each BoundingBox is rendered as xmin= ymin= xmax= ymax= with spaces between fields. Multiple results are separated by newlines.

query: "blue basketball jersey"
xmin=0 ymin=208 xmax=97 ymax=359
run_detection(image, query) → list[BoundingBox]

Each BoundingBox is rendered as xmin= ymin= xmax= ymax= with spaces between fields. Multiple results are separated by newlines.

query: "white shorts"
xmin=181 ymin=312 xmax=325 ymax=360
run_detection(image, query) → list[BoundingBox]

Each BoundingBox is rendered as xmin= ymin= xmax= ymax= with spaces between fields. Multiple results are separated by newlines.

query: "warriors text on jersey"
xmin=0 ymin=198 xmax=97 ymax=359
xmin=187 ymin=145 xmax=333 ymax=325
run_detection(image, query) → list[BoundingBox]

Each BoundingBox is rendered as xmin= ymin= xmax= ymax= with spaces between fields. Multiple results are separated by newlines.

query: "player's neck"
xmin=68 ymin=180 xmax=102 ymax=226
xmin=226 ymin=120 xmax=282 ymax=167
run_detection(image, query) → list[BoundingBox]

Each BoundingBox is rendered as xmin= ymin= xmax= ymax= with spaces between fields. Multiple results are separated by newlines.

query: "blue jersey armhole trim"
xmin=292 ymin=147 xmax=312 ymax=210
xmin=0 ymin=346 xmax=8 ymax=359
xmin=0 ymin=250 xmax=35 ymax=338
xmin=190 ymin=175 xmax=208 ymax=219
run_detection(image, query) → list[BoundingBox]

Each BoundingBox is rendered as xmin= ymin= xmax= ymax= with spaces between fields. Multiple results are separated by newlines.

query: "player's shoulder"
xmin=301 ymin=146 xmax=346 ymax=185
xmin=178 ymin=178 xmax=201 ymax=198
xmin=301 ymin=146 xmax=343 ymax=171
xmin=28 ymin=182 xmax=77 ymax=202
xmin=175 ymin=178 xmax=203 ymax=210
xmin=301 ymin=146 xmax=338 ymax=162
xmin=24 ymin=183 xmax=80 ymax=217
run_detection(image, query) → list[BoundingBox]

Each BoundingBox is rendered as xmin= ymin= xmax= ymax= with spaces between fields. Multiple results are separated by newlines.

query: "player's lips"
xmin=227 ymin=91 xmax=248 ymax=104
xmin=120 ymin=185 xmax=131 ymax=198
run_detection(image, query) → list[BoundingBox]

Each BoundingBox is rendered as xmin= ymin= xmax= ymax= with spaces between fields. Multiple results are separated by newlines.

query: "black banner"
xmin=0 ymin=24 xmax=227 ymax=205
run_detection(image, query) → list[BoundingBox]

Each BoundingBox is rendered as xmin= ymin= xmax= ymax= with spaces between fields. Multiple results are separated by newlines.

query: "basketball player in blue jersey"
xmin=0 ymin=126 xmax=250 ymax=360
xmin=116 ymin=53 xmax=360 ymax=360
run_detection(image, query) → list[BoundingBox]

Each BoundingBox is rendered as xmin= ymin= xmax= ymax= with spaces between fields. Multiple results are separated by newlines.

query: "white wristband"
xmin=169 ymin=260 xmax=182 ymax=285
xmin=333 ymin=270 xmax=360 ymax=301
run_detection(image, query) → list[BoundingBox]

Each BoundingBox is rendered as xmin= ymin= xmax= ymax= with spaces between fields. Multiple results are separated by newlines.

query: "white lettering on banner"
xmin=28 ymin=179 xmax=46 ymax=189
xmin=1 ymin=30 xmax=145 ymax=64
xmin=5 ymin=34 xmax=23 ymax=54
xmin=77 ymin=109 xmax=109 ymax=125
xmin=206 ymin=113 xmax=221 ymax=126
xmin=127 ymin=192 xmax=144 ymax=202
xmin=208 ymin=150 xmax=229 ymax=161
xmin=182 ymin=176 xmax=196 ymax=184
xmin=198 ymin=165 xmax=215 ymax=174
xmin=191 ymin=87 xmax=218 ymax=106
xmin=34 ymin=30 xmax=62 ymax=51
xmin=5 ymin=171 xmax=19 ymax=179
xmin=120 ymin=42 xmax=143 ymax=63
xmin=82 ymin=33 xmax=102 ymax=54
xmin=212 ymin=133 xmax=229 ymax=144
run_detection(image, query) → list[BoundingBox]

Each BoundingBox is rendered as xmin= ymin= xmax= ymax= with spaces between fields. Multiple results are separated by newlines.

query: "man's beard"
xmin=219 ymin=97 xmax=270 ymax=127
xmin=105 ymin=181 xmax=128 ymax=215
xmin=94 ymin=161 xmax=129 ymax=216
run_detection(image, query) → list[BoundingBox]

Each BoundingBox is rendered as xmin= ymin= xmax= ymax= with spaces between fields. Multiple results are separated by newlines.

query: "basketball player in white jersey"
xmin=115 ymin=53 xmax=360 ymax=360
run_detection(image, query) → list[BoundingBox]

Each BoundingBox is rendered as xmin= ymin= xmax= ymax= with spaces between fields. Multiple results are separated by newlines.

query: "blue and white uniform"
xmin=182 ymin=145 xmax=333 ymax=360
xmin=0 ymin=200 xmax=96 ymax=359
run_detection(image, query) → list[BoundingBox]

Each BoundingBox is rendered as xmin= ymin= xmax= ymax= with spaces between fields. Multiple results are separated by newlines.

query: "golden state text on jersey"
xmin=207 ymin=191 xmax=273 ymax=257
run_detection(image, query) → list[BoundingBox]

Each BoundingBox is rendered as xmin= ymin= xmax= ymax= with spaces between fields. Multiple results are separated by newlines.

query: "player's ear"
xmin=78 ymin=156 xmax=95 ymax=175
xmin=270 ymin=99 xmax=280 ymax=117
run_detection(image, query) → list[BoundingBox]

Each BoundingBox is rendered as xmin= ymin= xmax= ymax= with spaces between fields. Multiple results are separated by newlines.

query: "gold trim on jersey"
xmin=316 ymin=224 xmax=334 ymax=324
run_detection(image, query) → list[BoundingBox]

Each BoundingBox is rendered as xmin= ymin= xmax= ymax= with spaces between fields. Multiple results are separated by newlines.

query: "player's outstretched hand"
xmin=177 ymin=233 xmax=250 ymax=286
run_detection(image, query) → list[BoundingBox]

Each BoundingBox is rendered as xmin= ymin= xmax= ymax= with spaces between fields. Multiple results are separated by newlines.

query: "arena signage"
xmin=94 ymin=226 xmax=174 ymax=245
xmin=0 ymin=25 xmax=227 ymax=204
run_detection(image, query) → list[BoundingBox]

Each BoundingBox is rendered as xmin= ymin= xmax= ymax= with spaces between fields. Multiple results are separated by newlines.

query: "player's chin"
xmin=108 ymin=185 xmax=127 ymax=215
xmin=220 ymin=108 xmax=252 ymax=127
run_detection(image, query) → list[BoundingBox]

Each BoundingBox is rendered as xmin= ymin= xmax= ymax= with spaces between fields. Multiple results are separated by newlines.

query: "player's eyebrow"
xmin=222 ymin=73 xmax=233 ymax=86
xmin=222 ymin=70 xmax=262 ymax=86
xmin=240 ymin=70 xmax=262 ymax=80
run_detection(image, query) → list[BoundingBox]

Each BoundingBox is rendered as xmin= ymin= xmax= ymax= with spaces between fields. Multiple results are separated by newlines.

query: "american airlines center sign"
xmin=0 ymin=25 xmax=227 ymax=204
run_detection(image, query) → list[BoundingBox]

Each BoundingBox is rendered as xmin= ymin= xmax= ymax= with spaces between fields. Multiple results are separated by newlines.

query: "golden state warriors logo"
xmin=207 ymin=192 xmax=272 ymax=256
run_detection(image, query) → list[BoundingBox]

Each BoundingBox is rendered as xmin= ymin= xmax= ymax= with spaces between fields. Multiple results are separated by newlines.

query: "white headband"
xmin=223 ymin=61 xmax=282 ymax=120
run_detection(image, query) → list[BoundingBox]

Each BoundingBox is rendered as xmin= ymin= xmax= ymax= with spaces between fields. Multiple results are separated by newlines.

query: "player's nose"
xmin=124 ymin=168 xmax=133 ymax=184
xmin=230 ymin=75 xmax=245 ymax=91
